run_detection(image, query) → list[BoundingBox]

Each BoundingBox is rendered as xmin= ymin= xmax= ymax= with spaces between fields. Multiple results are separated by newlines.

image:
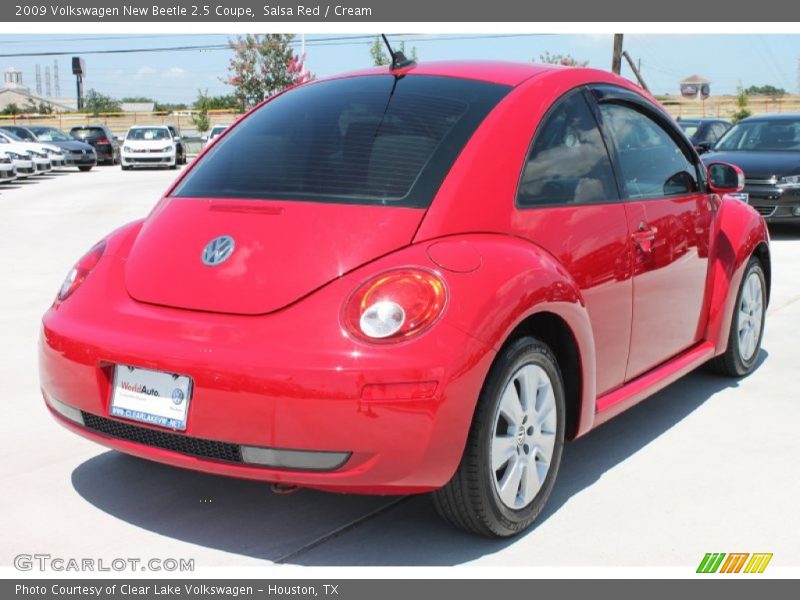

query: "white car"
xmin=0 ymin=137 xmax=47 ymax=176
xmin=0 ymin=148 xmax=34 ymax=178
xmin=202 ymin=125 xmax=228 ymax=150
xmin=121 ymin=126 xmax=179 ymax=170
xmin=0 ymin=152 xmax=17 ymax=183
xmin=0 ymin=129 xmax=62 ymax=170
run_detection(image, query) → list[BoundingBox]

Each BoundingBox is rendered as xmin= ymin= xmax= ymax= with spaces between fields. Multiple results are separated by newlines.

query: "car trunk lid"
xmin=124 ymin=197 xmax=424 ymax=315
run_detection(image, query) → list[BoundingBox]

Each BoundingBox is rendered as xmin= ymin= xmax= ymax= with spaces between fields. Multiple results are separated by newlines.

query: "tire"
xmin=432 ymin=336 xmax=566 ymax=537
xmin=708 ymin=256 xmax=766 ymax=377
xmin=121 ymin=164 xmax=130 ymax=171
xmin=78 ymin=166 xmax=92 ymax=172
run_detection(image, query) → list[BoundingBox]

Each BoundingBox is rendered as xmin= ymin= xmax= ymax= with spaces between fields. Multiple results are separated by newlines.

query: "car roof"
xmin=327 ymin=60 xmax=565 ymax=87
xmin=678 ymin=118 xmax=729 ymax=123
xmin=129 ymin=124 xmax=170 ymax=129
xmin=740 ymin=113 xmax=800 ymax=122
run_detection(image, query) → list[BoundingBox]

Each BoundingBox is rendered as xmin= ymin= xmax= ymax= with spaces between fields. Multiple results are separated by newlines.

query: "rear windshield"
xmin=173 ymin=75 xmax=510 ymax=207
xmin=71 ymin=127 xmax=105 ymax=139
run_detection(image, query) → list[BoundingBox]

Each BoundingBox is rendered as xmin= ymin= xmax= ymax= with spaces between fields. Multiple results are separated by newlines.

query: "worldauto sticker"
xmin=119 ymin=381 xmax=160 ymax=396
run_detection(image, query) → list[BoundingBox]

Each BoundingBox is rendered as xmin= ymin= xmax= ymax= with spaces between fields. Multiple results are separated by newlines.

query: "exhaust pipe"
xmin=271 ymin=483 xmax=301 ymax=495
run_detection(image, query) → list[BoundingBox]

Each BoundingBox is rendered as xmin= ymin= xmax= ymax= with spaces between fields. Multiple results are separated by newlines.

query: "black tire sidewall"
xmin=731 ymin=258 xmax=766 ymax=374
xmin=473 ymin=337 xmax=566 ymax=534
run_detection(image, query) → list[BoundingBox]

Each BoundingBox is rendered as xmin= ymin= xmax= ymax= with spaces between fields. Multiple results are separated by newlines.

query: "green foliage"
xmin=539 ymin=51 xmax=589 ymax=67
xmin=153 ymin=102 xmax=188 ymax=113
xmin=222 ymin=34 xmax=313 ymax=108
xmin=370 ymin=36 xmax=389 ymax=66
xmin=196 ymin=94 xmax=240 ymax=111
xmin=744 ymin=84 xmax=786 ymax=97
xmin=370 ymin=37 xmax=418 ymax=66
xmin=83 ymin=89 xmax=121 ymax=116
xmin=1 ymin=103 xmax=21 ymax=116
xmin=732 ymin=84 xmax=752 ymax=123
xmin=191 ymin=90 xmax=211 ymax=134
xmin=120 ymin=96 xmax=154 ymax=103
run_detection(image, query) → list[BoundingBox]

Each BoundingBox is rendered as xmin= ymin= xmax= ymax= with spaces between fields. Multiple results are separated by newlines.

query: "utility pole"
xmin=622 ymin=51 xmax=649 ymax=91
xmin=611 ymin=34 xmax=623 ymax=75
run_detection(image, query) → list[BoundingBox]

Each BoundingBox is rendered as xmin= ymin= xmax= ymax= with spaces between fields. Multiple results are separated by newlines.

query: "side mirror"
xmin=707 ymin=162 xmax=745 ymax=194
xmin=694 ymin=142 xmax=713 ymax=155
xmin=173 ymin=136 xmax=181 ymax=142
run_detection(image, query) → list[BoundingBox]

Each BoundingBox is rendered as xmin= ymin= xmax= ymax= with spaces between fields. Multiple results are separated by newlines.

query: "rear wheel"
xmin=708 ymin=256 xmax=766 ymax=377
xmin=432 ymin=336 xmax=565 ymax=537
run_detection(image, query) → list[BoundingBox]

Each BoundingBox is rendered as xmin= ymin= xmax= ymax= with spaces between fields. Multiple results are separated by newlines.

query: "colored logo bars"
xmin=696 ymin=552 xmax=773 ymax=573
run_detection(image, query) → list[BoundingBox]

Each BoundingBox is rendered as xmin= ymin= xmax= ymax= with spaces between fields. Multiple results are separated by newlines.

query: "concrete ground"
xmin=0 ymin=165 xmax=798 ymax=569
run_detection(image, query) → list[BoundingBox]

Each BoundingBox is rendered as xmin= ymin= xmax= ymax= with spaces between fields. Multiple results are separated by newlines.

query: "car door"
xmin=593 ymin=87 xmax=714 ymax=380
xmin=514 ymin=89 xmax=633 ymax=396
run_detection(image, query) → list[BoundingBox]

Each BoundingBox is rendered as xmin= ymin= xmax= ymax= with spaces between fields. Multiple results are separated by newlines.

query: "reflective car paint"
xmin=39 ymin=62 xmax=769 ymax=493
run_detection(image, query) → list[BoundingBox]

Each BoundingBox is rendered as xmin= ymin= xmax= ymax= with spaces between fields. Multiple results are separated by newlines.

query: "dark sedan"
xmin=702 ymin=113 xmax=800 ymax=223
xmin=26 ymin=126 xmax=97 ymax=171
xmin=677 ymin=117 xmax=731 ymax=154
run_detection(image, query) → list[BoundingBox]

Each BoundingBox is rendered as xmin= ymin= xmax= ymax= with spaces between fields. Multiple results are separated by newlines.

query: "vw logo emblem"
xmin=171 ymin=389 xmax=185 ymax=405
xmin=202 ymin=235 xmax=235 ymax=266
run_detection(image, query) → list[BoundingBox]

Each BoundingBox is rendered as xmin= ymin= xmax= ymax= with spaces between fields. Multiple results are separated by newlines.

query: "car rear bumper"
xmin=64 ymin=153 xmax=97 ymax=166
xmin=38 ymin=256 xmax=495 ymax=494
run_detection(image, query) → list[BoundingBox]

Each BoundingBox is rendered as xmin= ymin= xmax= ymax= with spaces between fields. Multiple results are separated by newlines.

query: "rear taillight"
xmin=344 ymin=269 xmax=446 ymax=343
xmin=96 ymin=138 xmax=110 ymax=144
xmin=57 ymin=240 xmax=106 ymax=301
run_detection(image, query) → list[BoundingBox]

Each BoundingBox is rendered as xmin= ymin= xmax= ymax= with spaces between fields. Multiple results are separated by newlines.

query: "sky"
xmin=0 ymin=33 xmax=799 ymax=104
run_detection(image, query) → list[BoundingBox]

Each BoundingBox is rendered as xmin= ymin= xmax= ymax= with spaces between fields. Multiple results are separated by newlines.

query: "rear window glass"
xmin=173 ymin=75 xmax=510 ymax=207
xmin=71 ymin=128 xmax=105 ymax=138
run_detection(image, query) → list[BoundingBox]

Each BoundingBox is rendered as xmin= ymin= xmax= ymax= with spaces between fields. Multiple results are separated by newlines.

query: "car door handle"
xmin=632 ymin=223 xmax=657 ymax=254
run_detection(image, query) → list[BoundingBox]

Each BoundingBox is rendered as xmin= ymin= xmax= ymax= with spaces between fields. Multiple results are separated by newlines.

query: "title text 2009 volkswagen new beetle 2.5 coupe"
xmin=39 ymin=61 xmax=770 ymax=537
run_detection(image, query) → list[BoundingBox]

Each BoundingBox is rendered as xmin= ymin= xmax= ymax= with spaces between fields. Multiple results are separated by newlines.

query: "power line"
xmin=0 ymin=33 xmax=552 ymax=59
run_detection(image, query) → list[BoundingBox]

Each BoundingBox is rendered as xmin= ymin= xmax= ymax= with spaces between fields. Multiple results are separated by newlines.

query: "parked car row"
xmin=0 ymin=121 xmax=211 ymax=184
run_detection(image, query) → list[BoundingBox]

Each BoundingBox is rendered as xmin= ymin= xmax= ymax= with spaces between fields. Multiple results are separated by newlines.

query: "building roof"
xmin=680 ymin=74 xmax=711 ymax=84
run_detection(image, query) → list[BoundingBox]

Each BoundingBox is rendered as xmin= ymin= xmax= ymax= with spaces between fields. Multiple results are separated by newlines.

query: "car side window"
xmin=710 ymin=123 xmax=728 ymax=142
xmin=599 ymin=103 xmax=698 ymax=200
xmin=517 ymin=92 xmax=619 ymax=207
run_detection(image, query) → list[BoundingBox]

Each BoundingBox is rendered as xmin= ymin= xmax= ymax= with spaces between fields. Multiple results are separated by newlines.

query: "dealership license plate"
xmin=110 ymin=366 xmax=192 ymax=430
xmin=729 ymin=193 xmax=749 ymax=203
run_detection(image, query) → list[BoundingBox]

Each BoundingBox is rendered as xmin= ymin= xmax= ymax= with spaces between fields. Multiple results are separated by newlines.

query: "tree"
xmin=745 ymin=84 xmax=786 ymax=97
xmin=1 ymin=103 xmax=21 ymax=116
xmin=120 ymin=96 xmax=154 ymax=103
xmin=222 ymin=34 xmax=313 ymax=108
xmin=538 ymin=51 xmax=589 ymax=67
xmin=191 ymin=90 xmax=211 ymax=134
xmin=197 ymin=94 xmax=240 ymax=111
xmin=370 ymin=36 xmax=389 ymax=66
xmin=370 ymin=36 xmax=418 ymax=66
xmin=732 ymin=84 xmax=752 ymax=123
xmin=83 ymin=89 xmax=121 ymax=116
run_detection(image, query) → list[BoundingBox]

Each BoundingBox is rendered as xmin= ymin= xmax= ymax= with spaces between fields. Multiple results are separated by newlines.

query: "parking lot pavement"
xmin=1 ymin=167 xmax=798 ymax=568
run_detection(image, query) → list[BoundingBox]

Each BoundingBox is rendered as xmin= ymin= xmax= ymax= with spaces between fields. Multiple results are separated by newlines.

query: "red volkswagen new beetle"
xmin=39 ymin=61 xmax=769 ymax=537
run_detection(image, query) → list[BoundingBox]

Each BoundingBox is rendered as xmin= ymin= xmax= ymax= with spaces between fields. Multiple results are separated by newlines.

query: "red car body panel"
xmin=126 ymin=198 xmax=425 ymax=314
xmin=38 ymin=62 xmax=770 ymax=493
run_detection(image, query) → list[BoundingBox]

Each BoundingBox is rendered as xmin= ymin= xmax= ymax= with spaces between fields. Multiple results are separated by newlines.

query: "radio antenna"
xmin=381 ymin=34 xmax=415 ymax=71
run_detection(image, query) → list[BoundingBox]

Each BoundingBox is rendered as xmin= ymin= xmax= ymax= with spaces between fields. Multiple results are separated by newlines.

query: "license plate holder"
xmin=110 ymin=365 xmax=192 ymax=431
